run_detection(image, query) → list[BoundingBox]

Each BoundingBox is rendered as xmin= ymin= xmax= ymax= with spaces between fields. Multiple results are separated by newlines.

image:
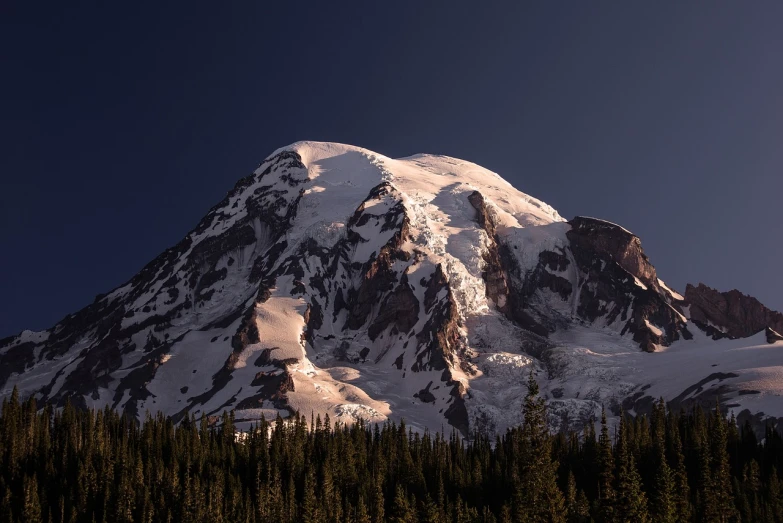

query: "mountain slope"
xmin=2 ymin=141 xmax=782 ymax=435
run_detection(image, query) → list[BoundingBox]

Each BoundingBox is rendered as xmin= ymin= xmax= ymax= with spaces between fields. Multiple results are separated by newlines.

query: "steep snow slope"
xmin=2 ymin=141 xmax=782 ymax=436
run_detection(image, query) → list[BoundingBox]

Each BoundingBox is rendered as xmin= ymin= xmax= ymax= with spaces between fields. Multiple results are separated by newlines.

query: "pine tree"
xmin=766 ymin=468 xmax=783 ymax=522
xmin=695 ymin=418 xmax=713 ymax=522
xmin=0 ymin=486 xmax=13 ymax=523
xmin=499 ymin=504 xmax=512 ymax=523
xmin=356 ymin=496 xmax=372 ymax=523
xmin=575 ymin=491 xmax=590 ymax=523
xmin=371 ymin=479 xmax=385 ymax=523
xmin=596 ymin=408 xmax=615 ymax=522
xmin=703 ymin=404 xmax=736 ymax=523
xmin=7 ymin=384 xmax=783 ymax=523
xmin=207 ymin=468 xmax=225 ymax=523
xmin=302 ymin=467 xmax=319 ymax=523
xmin=741 ymin=460 xmax=761 ymax=522
xmin=319 ymin=462 xmax=335 ymax=521
xmin=115 ymin=471 xmax=135 ymax=523
xmin=23 ymin=474 xmax=43 ymax=523
xmin=565 ymin=470 xmax=589 ymax=523
xmin=421 ymin=494 xmax=441 ymax=523
xmin=517 ymin=371 xmax=566 ymax=523
xmin=390 ymin=484 xmax=415 ymax=523
xmin=615 ymin=415 xmax=649 ymax=523
xmin=666 ymin=408 xmax=691 ymax=522
xmin=650 ymin=400 xmax=675 ymax=522
xmin=286 ymin=474 xmax=297 ymax=523
xmin=266 ymin=465 xmax=283 ymax=522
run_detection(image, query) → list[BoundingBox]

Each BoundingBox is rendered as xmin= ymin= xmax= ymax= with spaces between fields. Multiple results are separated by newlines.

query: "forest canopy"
xmin=1 ymin=375 xmax=782 ymax=523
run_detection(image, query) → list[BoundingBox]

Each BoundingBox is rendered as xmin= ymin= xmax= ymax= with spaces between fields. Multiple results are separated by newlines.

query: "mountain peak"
xmin=2 ymin=142 xmax=782 ymax=437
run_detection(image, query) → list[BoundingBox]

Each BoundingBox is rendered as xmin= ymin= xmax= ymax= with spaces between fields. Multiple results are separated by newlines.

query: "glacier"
xmin=2 ymin=141 xmax=782 ymax=437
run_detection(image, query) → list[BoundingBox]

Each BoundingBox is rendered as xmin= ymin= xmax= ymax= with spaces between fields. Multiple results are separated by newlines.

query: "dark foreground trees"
xmin=1 ymin=383 xmax=783 ymax=522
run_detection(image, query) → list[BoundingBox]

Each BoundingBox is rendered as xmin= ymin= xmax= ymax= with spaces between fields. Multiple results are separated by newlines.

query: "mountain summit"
xmin=2 ymin=141 xmax=782 ymax=435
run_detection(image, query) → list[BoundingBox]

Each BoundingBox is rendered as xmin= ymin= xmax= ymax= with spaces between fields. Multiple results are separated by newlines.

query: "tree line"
xmin=1 ymin=375 xmax=782 ymax=522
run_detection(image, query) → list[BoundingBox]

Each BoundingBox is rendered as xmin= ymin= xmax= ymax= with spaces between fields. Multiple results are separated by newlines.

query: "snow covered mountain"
xmin=2 ymin=141 xmax=782 ymax=436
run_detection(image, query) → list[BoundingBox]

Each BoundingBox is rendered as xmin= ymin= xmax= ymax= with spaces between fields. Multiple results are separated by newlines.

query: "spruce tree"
xmin=703 ymin=404 xmax=736 ymax=523
xmin=390 ymin=484 xmax=415 ymax=523
xmin=666 ymin=408 xmax=691 ymax=522
xmin=371 ymin=479 xmax=385 ymax=523
xmin=22 ymin=474 xmax=42 ymax=523
xmin=766 ymin=468 xmax=783 ymax=522
xmin=518 ymin=371 xmax=566 ymax=523
xmin=286 ymin=474 xmax=297 ymax=523
xmin=499 ymin=504 xmax=512 ymax=523
xmin=356 ymin=496 xmax=372 ymax=523
xmin=6 ymin=381 xmax=783 ymax=522
xmin=0 ymin=485 xmax=13 ymax=523
xmin=741 ymin=460 xmax=761 ymax=522
xmin=596 ymin=408 xmax=615 ymax=522
xmin=650 ymin=400 xmax=676 ymax=522
xmin=614 ymin=415 xmax=649 ymax=523
xmin=301 ymin=466 xmax=319 ymax=523
xmin=565 ymin=470 xmax=589 ymax=523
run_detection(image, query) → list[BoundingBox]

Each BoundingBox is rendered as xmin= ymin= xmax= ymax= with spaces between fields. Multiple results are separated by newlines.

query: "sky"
xmin=1 ymin=2 xmax=782 ymax=337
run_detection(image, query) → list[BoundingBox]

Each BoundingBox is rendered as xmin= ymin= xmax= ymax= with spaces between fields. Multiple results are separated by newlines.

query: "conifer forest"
xmin=2 ymin=375 xmax=782 ymax=522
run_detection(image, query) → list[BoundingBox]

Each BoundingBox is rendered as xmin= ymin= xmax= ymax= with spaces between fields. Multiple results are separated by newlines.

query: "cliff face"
xmin=685 ymin=283 xmax=783 ymax=339
xmin=485 ymin=215 xmax=690 ymax=353
xmin=565 ymin=217 xmax=691 ymax=352
xmin=1 ymin=141 xmax=782 ymax=438
xmin=567 ymin=217 xmax=658 ymax=287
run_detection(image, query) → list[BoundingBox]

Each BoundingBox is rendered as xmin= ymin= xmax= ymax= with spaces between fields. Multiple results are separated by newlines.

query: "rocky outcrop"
xmin=414 ymin=264 xmax=460 ymax=372
xmin=3 ymin=141 xmax=781 ymax=439
xmin=0 ymin=149 xmax=308 ymax=418
xmin=467 ymin=191 xmax=511 ymax=316
xmin=685 ymin=283 xmax=783 ymax=339
xmin=767 ymin=327 xmax=783 ymax=344
xmin=567 ymin=217 xmax=658 ymax=287
xmin=368 ymin=276 xmax=419 ymax=340
xmin=465 ymin=206 xmax=691 ymax=352
xmin=468 ymin=190 xmax=551 ymax=336
xmin=564 ymin=217 xmax=691 ymax=352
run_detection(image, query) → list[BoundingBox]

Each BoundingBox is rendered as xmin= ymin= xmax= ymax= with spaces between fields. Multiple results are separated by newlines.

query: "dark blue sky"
xmin=2 ymin=2 xmax=782 ymax=337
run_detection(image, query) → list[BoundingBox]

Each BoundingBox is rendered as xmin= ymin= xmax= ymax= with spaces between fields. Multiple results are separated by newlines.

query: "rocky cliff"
xmin=685 ymin=283 xmax=783 ymax=339
xmin=2 ymin=141 xmax=782 ymax=436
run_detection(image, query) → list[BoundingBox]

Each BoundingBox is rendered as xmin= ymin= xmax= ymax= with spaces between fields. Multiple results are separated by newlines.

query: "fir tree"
xmin=650 ymin=399 xmax=676 ymax=522
xmin=666 ymin=407 xmax=691 ymax=522
xmin=565 ymin=470 xmax=589 ymax=523
xmin=703 ymin=404 xmax=736 ymax=523
xmin=355 ymin=496 xmax=371 ymax=523
xmin=371 ymin=478 xmax=385 ymax=523
xmin=302 ymin=466 xmax=319 ymax=523
xmin=22 ymin=474 xmax=42 ymax=523
xmin=390 ymin=484 xmax=415 ymax=523
xmin=615 ymin=415 xmax=649 ymax=523
xmin=596 ymin=408 xmax=615 ymax=522
xmin=2 ymin=386 xmax=783 ymax=522
xmin=518 ymin=371 xmax=566 ymax=523
xmin=767 ymin=468 xmax=783 ymax=522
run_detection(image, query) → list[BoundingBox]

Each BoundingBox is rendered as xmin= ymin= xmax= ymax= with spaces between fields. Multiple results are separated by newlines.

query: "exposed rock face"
xmin=567 ymin=217 xmax=658 ymax=287
xmin=2 ymin=141 xmax=782 ymax=438
xmin=565 ymin=217 xmax=691 ymax=352
xmin=467 ymin=191 xmax=511 ymax=317
xmin=767 ymin=327 xmax=783 ymax=344
xmin=0 ymin=145 xmax=471 ymax=432
xmin=468 ymin=190 xmax=548 ymax=336
xmin=0 ymin=149 xmax=308 ymax=418
xmin=685 ymin=283 xmax=783 ymax=339
xmin=476 ymin=213 xmax=690 ymax=353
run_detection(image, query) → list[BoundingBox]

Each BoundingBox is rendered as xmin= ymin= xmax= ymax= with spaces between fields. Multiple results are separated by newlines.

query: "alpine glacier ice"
xmin=2 ymin=141 xmax=782 ymax=436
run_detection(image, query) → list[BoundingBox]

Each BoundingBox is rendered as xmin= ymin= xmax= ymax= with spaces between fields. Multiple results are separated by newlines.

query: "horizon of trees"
xmin=1 ymin=376 xmax=783 ymax=522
